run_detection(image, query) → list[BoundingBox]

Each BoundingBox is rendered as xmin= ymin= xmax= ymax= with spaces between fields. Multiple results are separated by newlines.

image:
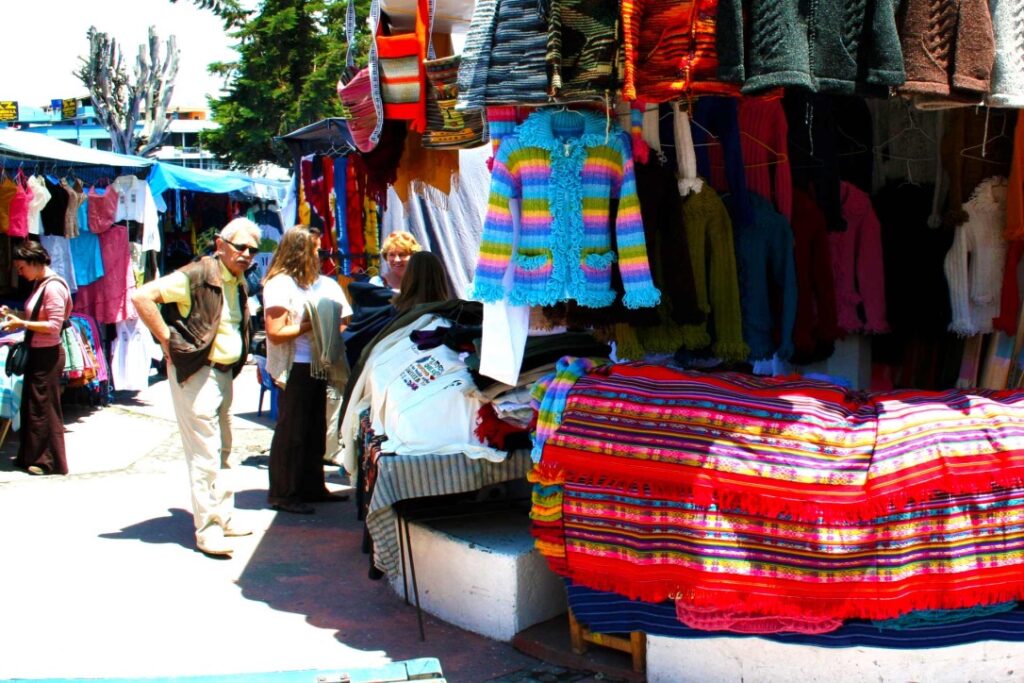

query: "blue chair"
xmin=254 ymin=356 xmax=279 ymax=420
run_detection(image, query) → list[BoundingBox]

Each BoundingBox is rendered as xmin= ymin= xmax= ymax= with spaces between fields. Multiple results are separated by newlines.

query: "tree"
xmin=201 ymin=0 xmax=363 ymax=169
xmin=76 ymin=27 xmax=180 ymax=156
xmin=169 ymin=0 xmax=250 ymax=28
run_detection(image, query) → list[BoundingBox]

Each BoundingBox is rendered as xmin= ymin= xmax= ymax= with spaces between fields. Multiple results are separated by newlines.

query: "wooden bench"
xmin=569 ymin=609 xmax=646 ymax=674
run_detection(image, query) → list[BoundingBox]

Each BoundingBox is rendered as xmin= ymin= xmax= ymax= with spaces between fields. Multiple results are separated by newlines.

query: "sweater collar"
xmin=516 ymin=108 xmax=610 ymax=150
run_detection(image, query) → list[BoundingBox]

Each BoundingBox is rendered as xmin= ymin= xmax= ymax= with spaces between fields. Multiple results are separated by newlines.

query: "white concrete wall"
xmin=391 ymin=510 xmax=566 ymax=641
xmin=647 ymin=635 xmax=1024 ymax=682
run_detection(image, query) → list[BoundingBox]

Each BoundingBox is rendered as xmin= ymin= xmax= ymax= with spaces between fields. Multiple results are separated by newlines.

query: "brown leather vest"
xmin=162 ymin=256 xmax=250 ymax=383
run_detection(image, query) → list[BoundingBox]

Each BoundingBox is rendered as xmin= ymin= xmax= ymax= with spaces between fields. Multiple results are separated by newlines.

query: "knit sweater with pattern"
xmin=547 ymin=0 xmax=620 ymax=100
xmin=717 ymin=0 xmax=905 ymax=95
xmin=621 ymin=0 xmax=739 ymax=102
xmin=471 ymin=108 xmax=661 ymax=310
xmin=898 ymin=0 xmax=995 ymax=100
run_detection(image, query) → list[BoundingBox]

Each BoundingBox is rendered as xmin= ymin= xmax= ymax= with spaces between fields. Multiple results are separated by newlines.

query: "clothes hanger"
xmin=961 ymin=107 xmax=1013 ymax=162
xmin=874 ymin=101 xmax=935 ymax=153
xmin=738 ymin=131 xmax=787 ymax=168
xmin=688 ymin=115 xmax=720 ymax=149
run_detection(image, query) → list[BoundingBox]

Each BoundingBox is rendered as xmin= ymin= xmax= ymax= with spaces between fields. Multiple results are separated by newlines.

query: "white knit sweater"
xmin=987 ymin=0 xmax=1024 ymax=107
xmin=944 ymin=176 xmax=1010 ymax=336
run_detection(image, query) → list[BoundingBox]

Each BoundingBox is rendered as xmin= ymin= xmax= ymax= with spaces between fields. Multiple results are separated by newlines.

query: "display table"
xmin=365 ymin=449 xmax=533 ymax=578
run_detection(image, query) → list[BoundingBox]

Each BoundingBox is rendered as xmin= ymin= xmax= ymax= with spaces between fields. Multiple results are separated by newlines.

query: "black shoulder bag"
xmin=5 ymin=277 xmax=61 ymax=377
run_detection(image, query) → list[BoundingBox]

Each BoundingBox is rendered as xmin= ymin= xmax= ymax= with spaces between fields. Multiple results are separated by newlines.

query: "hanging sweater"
xmin=471 ymin=108 xmax=661 ymax=309
xmin=733 ymin=193 xmax=798 ymax=361
xmin=716 ymin=0 xmax=905 ymax=95
xmin=678 ymin=184 xmax=749 ymax=360
xmin=621 ymin=0 xmax=739 ymax=102
xmin=707 ymin=93 xmax=793 ymax=222
xmin=898 ymin=0 xmax=995 ymax=101
xmin=987 ymin=0 xmax=1024 ymax=107
xmin=790 ymin=189 xmax=840 ymax=364
xmin=944 ymin=176 xmax=1009 ymax=336
xmin=546 ymin=0 xmax=620 ymax=100
xmin=830 ymin=182 xmax=889 ymax=334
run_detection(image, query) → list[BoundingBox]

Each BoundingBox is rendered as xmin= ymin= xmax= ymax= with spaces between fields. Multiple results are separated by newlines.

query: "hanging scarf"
xmin=304 ymin=297 xmax=351 ymax=389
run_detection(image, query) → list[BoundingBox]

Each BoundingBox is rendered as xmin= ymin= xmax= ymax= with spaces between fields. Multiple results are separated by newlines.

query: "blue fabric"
xmin=68 ymin=232 xmax=105 ymax=287
xmin=333 ymin=155 xmax=350 ymax=274
xmin=566 ymin=581 xmax=1024 ymax=649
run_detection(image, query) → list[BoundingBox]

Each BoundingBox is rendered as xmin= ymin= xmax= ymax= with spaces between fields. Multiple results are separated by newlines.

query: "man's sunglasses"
xmin=225 ymin=240 xmax=259 ymax=255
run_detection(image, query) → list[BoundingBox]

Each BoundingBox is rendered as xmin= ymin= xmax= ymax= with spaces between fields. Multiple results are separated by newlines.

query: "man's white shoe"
xmin=223 ymin=522 xmax=253 ymax=538
xmin=196 ymin=538 xmax=234 ymax=557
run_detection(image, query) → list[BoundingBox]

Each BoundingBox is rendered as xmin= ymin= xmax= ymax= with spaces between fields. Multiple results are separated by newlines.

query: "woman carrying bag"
xmin=0 ymin=241 xmax=72 ymax=475
xmin=263 ymin=226 xmax=353 ymax=514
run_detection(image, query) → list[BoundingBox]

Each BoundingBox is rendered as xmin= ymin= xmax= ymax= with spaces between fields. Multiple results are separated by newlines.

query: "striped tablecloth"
xmin=366 ymin=449 xmax=534 ymax=577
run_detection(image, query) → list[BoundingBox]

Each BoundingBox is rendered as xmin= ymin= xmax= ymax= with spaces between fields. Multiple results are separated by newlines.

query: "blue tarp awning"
xmin=148 ymin=162 xmax=288 ymax=203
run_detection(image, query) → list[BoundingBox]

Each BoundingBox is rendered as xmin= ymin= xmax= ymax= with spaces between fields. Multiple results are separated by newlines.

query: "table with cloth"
xmin=530 ymin=362 xmax=1024 ymax=626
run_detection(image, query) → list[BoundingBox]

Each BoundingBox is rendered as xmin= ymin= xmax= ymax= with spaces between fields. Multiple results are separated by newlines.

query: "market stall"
xmin=285 ymin=0 xmax=1024 ymax=672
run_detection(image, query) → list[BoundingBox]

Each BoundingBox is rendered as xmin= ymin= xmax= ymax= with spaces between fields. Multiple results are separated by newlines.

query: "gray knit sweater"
xmin=987 ymin=0 xmax=1024 ymax=107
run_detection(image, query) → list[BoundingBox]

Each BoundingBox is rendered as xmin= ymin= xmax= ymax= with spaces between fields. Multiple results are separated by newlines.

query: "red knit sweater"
xmin=621 ymin=0 xmax=739 ymax=102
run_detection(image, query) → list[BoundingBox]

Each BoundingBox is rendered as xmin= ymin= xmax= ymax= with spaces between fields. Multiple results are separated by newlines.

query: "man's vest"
xmin=162 ymin=256 xmax=250 ymax=383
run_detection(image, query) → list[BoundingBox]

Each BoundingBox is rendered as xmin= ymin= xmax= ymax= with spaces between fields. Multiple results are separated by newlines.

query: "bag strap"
xmin=24 ymin=276 xmax=69 ymax=343
xmin=344 ymin=0 xmax=384 ymax=146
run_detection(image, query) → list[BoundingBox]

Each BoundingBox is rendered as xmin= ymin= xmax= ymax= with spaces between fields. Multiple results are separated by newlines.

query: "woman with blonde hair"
xmin=263 ymin=226 xmax=352 ymax=514
xmin=370 ymin=230 xmax=421 ymax=290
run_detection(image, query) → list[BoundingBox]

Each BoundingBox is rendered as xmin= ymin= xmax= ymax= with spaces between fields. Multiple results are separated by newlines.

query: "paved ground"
xmin=0 ymin=365 xmax=601 ymax=683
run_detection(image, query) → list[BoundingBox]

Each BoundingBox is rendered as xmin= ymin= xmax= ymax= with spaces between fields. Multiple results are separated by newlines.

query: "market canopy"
xmin=0 ymin=127 xmax=153 ymax=168
xmin=148 ymin=161 xmax=289 ymax=205
xmin=278 ymin=118 xmax=355 ymax=157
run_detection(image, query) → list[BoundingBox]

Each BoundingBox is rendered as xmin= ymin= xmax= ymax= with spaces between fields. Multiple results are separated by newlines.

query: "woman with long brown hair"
xmin=263 ymin=226 xmax=352 ymax=514
xmin=0 ymin=241 xmax=72 ymax=475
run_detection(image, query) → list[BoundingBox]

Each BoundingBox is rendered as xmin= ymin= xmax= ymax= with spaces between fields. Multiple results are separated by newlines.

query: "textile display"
xmin=530 ymin=361 xmax=1024 ymax=620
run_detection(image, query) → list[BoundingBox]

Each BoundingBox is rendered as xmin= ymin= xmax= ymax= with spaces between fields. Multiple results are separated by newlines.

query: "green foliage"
xmin=191 ymin=0 xmax=371 ymax=169
xmin=170 ymin=0 xmax=251 ymax=28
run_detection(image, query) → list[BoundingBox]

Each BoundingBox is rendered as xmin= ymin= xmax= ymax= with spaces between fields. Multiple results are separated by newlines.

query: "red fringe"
xmin=474 ymin=404 xmax=530 ymax=451
xmin=542 ymin=443 xmax=1024 ymax=523
xmin=558 ymin=555 xmax=1024 ymax=621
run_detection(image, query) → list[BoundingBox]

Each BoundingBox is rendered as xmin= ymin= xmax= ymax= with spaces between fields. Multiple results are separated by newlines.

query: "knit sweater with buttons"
xmin=471 ymin=108 xmax=661 ymax=310
xmin=717 ymin=0 xmax=905 ymax=95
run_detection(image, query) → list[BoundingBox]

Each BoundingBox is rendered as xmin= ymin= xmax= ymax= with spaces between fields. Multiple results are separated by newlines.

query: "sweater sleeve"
xmin=951 ymin=0 xmax=995 ymax=94
xmin=855 ymin=201 xmax=890 ymax=333
xmin=471 ymin=141 xmax=519 ymax=302
xmin=620 ymin=0 xmax=643 ymax=100
xmin=35 ymin=281 xmax=70 ymax=338
xmin=613 ymin=134 xmax=662 ymax=309
xmin=945 ymin=224 xmax=977 ymax=336
xmin=772 ymin=104 xmax=793 ymax=222
xmin=772 ymin=216 xmax=798 ymax=360
xmin=706 ymin=195 xmax=749 ymax=360
xmin=715 ymin=0 xmax=745 ymax=83
xmin=994 ymin=240 xmax=1024 ymax=335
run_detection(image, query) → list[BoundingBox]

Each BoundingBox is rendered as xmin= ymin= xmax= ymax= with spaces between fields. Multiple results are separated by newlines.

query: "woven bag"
xmin=337 ymin=0 xmax=383 ymax=152
xmin=422 ymin=54 xmax=488 ymax=149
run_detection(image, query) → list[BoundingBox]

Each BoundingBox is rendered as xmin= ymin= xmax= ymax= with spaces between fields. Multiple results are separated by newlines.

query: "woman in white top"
xmin=263 ymin=226 xmax=353 ymax=514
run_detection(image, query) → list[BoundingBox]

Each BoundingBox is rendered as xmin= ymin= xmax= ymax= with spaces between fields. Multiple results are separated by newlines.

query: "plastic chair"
xmin=254 ymin=356 xmax=279 ymax=420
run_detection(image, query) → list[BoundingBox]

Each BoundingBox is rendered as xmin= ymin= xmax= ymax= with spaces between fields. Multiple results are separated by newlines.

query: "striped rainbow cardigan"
xmin=471 ymin=108 xmax=661 ymax=309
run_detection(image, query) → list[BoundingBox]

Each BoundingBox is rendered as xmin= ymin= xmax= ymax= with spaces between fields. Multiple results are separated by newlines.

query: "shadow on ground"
xmin=98 ymin=507 xmax=196 ymax=550
xmin=232 ymin=479 xmax=542 ymax=682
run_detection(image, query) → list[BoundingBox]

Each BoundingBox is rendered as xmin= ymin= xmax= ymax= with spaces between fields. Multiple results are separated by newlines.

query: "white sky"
xmin=2 ymin=0 xmax=241 ymax=111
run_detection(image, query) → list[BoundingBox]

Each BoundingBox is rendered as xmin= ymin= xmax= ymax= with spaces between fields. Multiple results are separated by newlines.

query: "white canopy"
xmin=0 ymin=128 xmax=153 ymax=168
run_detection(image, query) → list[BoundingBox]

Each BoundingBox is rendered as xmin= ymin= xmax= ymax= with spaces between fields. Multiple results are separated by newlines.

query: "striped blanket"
xmin=531 ymin=362 xmax=1024 ymax=620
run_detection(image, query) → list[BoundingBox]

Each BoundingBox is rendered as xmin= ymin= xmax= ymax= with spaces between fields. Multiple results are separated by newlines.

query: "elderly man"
xmin=132 ymin=218 xmax=262 ymax=558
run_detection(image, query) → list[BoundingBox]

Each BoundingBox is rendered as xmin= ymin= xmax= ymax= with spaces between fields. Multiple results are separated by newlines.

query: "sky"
xmin=2 ymin=0 xmax=242 ymax=111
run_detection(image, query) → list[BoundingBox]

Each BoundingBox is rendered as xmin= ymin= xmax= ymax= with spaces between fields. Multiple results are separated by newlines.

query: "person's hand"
xmin=0 ymin=314 xmax=23 ymax=332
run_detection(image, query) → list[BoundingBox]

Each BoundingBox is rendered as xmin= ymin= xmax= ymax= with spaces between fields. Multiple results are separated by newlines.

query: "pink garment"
xmin=6 ymin=173 xmax=32 ymax=238
xmin=707 ymin=93 xmax=793 ymax=221
xmin=72 ymin=224 xmax=136 ymax=324
xmin=676 ymin=602 xmax=842 ymax=635
xmin=24 ymin=275 xmax=72 ymax=348
xmin=86 ymin=186 xmax=119 ymax=234
xmin=829 ymin=182 xmax=889 ymax=334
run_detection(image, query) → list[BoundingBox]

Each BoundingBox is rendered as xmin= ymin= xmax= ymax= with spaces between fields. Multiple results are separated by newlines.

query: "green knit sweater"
xmin=679 ymin=185 xmax=749 ymax=361
xmin=716 ymin=0 xmax=905 ymax=95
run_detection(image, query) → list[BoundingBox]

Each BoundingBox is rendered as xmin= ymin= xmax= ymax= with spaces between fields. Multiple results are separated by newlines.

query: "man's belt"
xmin=206 ymin=360 xmax=234 ymax=373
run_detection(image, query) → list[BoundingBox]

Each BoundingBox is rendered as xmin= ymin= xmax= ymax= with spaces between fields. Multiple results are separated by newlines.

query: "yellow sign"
xmin=61 ymin=98 xmax=78 ymax=120
xmin=0 ymin=101 xmax=17 ymax=122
